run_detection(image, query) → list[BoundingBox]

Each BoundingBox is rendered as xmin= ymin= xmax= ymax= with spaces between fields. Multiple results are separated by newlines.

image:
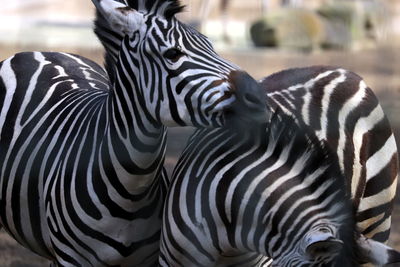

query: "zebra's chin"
xmin=195 ymin=94 xmax=267 ymax=129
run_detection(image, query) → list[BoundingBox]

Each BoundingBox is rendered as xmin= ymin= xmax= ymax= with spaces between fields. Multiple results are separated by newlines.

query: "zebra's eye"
xmin=163 ymin=47 xmax=185 ymax=62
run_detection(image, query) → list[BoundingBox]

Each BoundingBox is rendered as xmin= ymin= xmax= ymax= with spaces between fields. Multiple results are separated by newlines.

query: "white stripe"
xmin=366 ymin=134 xmax=397 ymax=181
xmin=301 ymin=70 xmax=335 ymax=125
xmin=270 ymin=95 xmax=294 ymax=116
xmin=0 ymin=57 xmax=17 ymax=135
xmin=336 ymin=80 xmax=367 ymax=197
xmin=358 ymin=182 xmax=397 ymax=212
xmin=364 ymin=216 xmax=391 ymax=238
xmin=357 ymin=212 xmax=385 ymax=232
xmin=317 ymin=69 xmax=346 ymax=140
xmin=351 ymin=102 xmax=386 ymax=198
xmin=53 ymin=65 xmax=69 ymax=79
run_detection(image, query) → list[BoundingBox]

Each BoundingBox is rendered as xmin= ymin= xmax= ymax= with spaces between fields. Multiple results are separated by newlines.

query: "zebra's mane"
xmin=125 ymin=0 xmax=184 ymax=19
xmin=93 ymin=0 xmax=184 ymax=84
xmin=266 ymin=108 xmax=349 ymax=208
xmin=266 ymin=109 xmax=340 ymax=179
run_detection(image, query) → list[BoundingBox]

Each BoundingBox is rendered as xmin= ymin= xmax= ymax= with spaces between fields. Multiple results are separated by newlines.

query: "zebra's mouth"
xmin=199 ymin=71 xmax=267 ymax=127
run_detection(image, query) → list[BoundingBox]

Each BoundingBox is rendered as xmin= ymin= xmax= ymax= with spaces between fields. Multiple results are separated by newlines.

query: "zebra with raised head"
xmin=160 ymin=66 xmax=399 ymax=266
xmin=0 ymin=0 xmax=266 ymax=266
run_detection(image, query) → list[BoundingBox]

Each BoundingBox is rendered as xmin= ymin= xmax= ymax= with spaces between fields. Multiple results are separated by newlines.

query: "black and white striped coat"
xmin=0 ymin=0 xmax=266 ymax=266
xmin=160 ymin=66 xmax=399 ymax=266
xmin=261 ymin=66 xmax=398 ymax=242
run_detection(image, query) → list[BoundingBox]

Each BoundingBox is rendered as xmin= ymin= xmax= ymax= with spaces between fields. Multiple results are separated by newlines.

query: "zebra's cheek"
xmin=158 ymin=99 xmax=188 ymax=127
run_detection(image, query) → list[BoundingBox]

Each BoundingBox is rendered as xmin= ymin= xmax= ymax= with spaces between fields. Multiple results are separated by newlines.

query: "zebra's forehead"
xmin=144 ymin=17 xmax=213 ymax=50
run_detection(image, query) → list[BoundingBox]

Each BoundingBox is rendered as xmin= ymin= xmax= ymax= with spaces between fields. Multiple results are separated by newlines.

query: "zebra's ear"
xmin=356 ymin=235 xmax=400 ymax=265
xmin=93 ymin=0 xmax=144 ymax=35
xmin=305 ymin=232 xmax=343 ymax=259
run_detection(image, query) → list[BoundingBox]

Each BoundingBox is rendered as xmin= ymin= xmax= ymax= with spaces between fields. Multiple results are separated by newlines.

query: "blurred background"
xmin=0 ymin=0 xmax=399 ymax=266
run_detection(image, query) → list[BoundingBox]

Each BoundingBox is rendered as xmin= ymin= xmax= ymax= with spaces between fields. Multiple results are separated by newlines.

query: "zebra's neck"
xmin=101 ymin=45 xmax=167 ymax=194
xmin=92 ymin=17 xmax=168 ymax=194
xmin=179 ymin=111 xmax=351 ymax=259
xmin=228 ymin=112 xmax=351 ymax=258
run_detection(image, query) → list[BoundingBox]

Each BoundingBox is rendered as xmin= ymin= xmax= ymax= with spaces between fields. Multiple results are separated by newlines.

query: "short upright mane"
xmin=93 ymin=0 xmax=185 ymax=84
xmin=126 ymin=0 xmax=185 ymax=19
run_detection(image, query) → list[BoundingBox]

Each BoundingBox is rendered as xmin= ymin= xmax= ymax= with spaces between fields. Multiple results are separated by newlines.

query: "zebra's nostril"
xmin=233 ymin=73 xmax=266 ymax=111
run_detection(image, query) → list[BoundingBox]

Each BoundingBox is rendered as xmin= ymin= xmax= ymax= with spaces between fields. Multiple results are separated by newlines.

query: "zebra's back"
xmin=261 ymin=66 xmax=398 ymax=242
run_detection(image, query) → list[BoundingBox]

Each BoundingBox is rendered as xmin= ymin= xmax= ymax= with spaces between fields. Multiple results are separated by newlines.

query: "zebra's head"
xmin=92 ymin=0 xmax=266 ymax=127
xmin=271 ymin=226 xmax=400 ymax=266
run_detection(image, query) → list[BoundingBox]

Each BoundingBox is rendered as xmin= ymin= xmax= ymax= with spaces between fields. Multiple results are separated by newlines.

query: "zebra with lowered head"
xmin=160 ymin=67 xmax=400 ymax=266
xmin=0 ymin=0 xmax=266 ymax=266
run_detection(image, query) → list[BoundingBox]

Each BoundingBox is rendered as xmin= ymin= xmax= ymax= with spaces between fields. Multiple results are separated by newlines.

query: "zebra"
xmin=0 ymin=0 xmax=266 ymax=266
xmin=159 ymin=66 xmax=399 ymax=266
xmin=260 ymin=66 xmax=398 ymax=243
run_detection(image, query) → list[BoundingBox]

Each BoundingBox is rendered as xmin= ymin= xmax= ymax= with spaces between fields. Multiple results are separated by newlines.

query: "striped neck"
xmin=214 ymin=111 xmax=352 ymax=259
xmin=101 ymin=39 xmax=167 ymax=192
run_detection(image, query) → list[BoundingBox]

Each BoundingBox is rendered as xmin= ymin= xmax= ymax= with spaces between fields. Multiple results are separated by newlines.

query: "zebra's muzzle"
xmin=226 ymin=71 xmax=268 ymax=127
